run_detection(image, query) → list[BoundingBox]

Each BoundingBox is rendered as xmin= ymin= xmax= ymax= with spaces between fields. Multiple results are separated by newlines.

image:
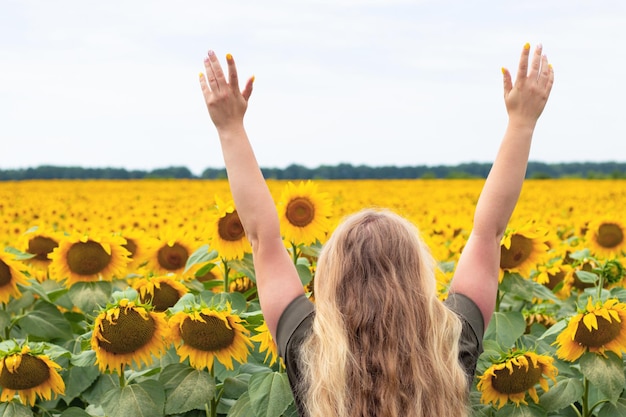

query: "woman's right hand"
xmin=502 ymin=43 xmax=554 ymax=129
xmin=199 ymin=50 xmax=255 ymax=133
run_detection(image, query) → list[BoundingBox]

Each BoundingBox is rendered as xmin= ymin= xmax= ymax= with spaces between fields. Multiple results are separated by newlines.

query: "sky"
xmin=2 ymin=0 xmax=626 ymax=176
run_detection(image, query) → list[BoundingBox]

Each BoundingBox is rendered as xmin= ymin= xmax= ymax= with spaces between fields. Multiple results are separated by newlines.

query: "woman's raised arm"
xmin=200 ymin=51 xmax=304 ymax=338
xmin=449 ymin=43 xmax=555 ymax=327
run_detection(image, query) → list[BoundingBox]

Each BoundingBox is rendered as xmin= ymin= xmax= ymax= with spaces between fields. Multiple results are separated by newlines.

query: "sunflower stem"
xmin=223 ymin=259 xmax=230 ymax=293
xmin=495 ymin=289 xmax=502 ymax=313
xmin=210 ymin=366 xmax=217 ymax=417
xmin=588 ymin=399 xmax=609 ymax=416
xmin=118 ymin=369 xmax=126 ymax=388
xmin=582 ymin=377 xmax=589 ymax=417
xmin=596 ymin=272 xmax=604 ymax=301
xmin=569 ymin=403 xmax=583 ymax=417
xmin=291 ymin=242 xmax=300 ymax=264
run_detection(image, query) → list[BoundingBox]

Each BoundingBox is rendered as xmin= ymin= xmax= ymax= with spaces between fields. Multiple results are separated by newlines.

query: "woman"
xmin=199 ymin=43 xmax=554 ymax=417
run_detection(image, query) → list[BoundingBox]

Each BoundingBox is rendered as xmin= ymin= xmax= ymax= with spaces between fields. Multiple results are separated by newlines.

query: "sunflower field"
xmin=1 ymin=178 xmax=626 ymax=417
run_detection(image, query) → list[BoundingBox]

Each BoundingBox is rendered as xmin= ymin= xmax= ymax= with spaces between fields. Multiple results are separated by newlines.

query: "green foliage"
xmin=2 ymin=162 xmax=626 ymax=180
xmin=101 ymin=380 xmax=165 ymax=417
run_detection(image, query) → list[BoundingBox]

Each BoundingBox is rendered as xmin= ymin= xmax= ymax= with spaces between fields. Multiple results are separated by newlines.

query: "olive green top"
xmin=276 ymin=292 xmax=485 ymax=416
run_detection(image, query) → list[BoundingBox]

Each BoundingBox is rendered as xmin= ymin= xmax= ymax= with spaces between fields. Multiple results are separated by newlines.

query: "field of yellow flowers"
xmin=0 ymin=178 xmax=625 ymax=417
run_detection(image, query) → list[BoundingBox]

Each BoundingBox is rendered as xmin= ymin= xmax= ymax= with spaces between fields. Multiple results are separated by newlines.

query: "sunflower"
xmin=584 ymin=219 xmax=626 ymax=258
xmin=565 ymin=258 xmax=599 ymax=292
xmin=17 ymin=226 xmax=62 ymax=282
xmin=523 ymin=306 xmax=558 ymax=333
xmin=250 ymin=321 xmax=280 ymax=367
xmin=533 ymin=258 xmax=566 ymax=287
xmin=132 ymin=274 xmax=189 ymax=312
xmin=229 ymin=276 xmax=256 ymax=298
xmin=207 ymin=195 xmax=251 ymax=261
xmin=91 ymin=298 xmax=170 ymax=374
xmin=0 ymin=345 xmax=65 ymax=406
xmin=118 ymin=229 xmax=158 ymax=272
xmin=0 ymin=251 xmax=31 ymax=304
xmin=600 ymin=257 xmax=626 ymax=287
xmin=48 ymin=232 xmax=131 ymax=286
xmin=278 ymin=181 xmax=333 ymax=246
xmin=499 ymin=223 xmax=550 ymax=281
xmin=195 ymin=261 xmax=225 ymax=293
xmin=169 ymin=304 xmax=252 ymax=370
xmin=477 ymin=350 xmax=557 ymax=410
xmin=555 ymin=297 xmax=626 ymax=362
xmin=146 ymin=227 xmax=198 ymax=276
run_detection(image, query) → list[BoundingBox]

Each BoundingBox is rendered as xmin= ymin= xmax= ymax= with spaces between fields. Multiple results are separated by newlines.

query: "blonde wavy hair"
xmin=299 ymin=208 xmax=470 ymax=417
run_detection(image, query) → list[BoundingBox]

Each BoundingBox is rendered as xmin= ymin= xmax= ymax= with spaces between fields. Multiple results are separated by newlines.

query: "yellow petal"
xmin=583 ymin=313 xmax=598 ymax=331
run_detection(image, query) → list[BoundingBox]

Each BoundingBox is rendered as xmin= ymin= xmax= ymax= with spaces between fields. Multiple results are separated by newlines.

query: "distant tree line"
xmin=1 ymin=162 xmax=625 ymax=181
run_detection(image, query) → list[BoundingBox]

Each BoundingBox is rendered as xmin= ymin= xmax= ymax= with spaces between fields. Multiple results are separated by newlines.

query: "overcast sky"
xmin=2 ymin=0 xmax=625 ymax=175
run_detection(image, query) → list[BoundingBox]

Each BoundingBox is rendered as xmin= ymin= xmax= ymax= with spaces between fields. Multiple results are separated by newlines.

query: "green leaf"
xmin=494 ymin=403 xmax=547 ymax=417
xmin=0 ymin=310 xmax=11 ymax=331
xmin=16 ymin=300 xmax=72 ymax=340
xmin=3 ymin=246 xmax=35 ymax=261
xmin=575 ymin=270 xmax=598 ymax=284
xmin=536 ymin=319 xmax=567 ymax=343
xmin=247 ymin=372 xmax=294 ymax=417
xmin=281 ymin=401 xmax=300 ymax=417
xmin=68 ymin=281 xmax=113 ymax=315
xmin=500 ymin=274 xmax=535 ymax=302
xmin=538 ymin=377 xmax=584 ymax=412
xmin=299 ymin=243 xmax=321 ymax=259
xmin=62 ymin=364 xmax=101 ymax=401
xmin=59 ymin=407 xmax=94 ymax=417
xmin=7 ymin=291 xmax=35 ymax=314
xmin=569 ymin=248 xmax=592 ymax=260
xmin=101 ymin=380 xmax=165 ymax=417
xmin=229 ymin=255 xmax=257 ymax=283
xmin=598 ymin=398 xmax=626 ymax=417
xmin=296 ymin=263 xmax=312 ymax=286
xmin=170 ymin=292 xmax=197 ymax=313
xmin=201 ymin=291 xmax=247 ymax=314
xmin=0 ymin=401 xmax=35 ymax=417
xmin=528 ymin=280 xmax=560 ymax=302
xmin=185 ymin=244 xmax=218 ymax=273
xmin=483 ymin=311 xmax=526 ymax=348
xmin=227 ymin=392 xmax=256 ymax=417
xmin=82 ymin=373 xmax=119 ymax=405
xmin=71 ymin=349 xmax=96 ymax=367
xmin=22 ymin=280 xmax=51 ymax=302
xmin=223 ymin=374 xmax=251 ymax=399
xmin=580 ymin=352 xmax=626 ymax=403
xmin=158 ymin=363 xmax=216 ymax=414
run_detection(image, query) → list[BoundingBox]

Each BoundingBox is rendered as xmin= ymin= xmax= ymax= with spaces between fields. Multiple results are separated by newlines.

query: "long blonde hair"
xmin=299 ymin=208 xmax=470 ymax=417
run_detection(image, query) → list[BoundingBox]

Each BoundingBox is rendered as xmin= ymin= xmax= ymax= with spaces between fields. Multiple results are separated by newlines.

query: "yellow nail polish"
xmin=226 ymin=53 xmax=233 ymax=60
xmin=501 ymin=67 xmax=506 ymax=75
xmin=251 ymin=75 xmax=255 ymax=83
xmin=524 ymin=42 xmax=531 ymax=50
xmin=198 ymin=72 xmax=204 ymax=79
xmin=548 ymin=63 xmax=553 ymax=70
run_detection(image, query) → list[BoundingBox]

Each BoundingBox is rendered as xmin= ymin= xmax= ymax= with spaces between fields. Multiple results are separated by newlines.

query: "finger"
xmin=242 ymin=76 xmax=254 ymax=101
xmin=501 ymin=67 xmax=512 ymax=96
xmin=225 ymin=53 xmax=240 ymax=93
xmin=204 ymin=55 xmax=219 ymax=92
xmin=528 ymin=43 xmax=543 ymax=80
xmin=199 ymin=72 xmax=211 ymax=100
xmin=542 ymin=60 xmax=555 ymax=93
xmin=547 ymin=63 xmax=555 ymax=92
xmin=538 ymin=54 xmax=552 ymax=88
xmin=515 ymin=42 xmax=531 ymax=81
xmin=206 ymin=50 xmax=228 ymax=91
